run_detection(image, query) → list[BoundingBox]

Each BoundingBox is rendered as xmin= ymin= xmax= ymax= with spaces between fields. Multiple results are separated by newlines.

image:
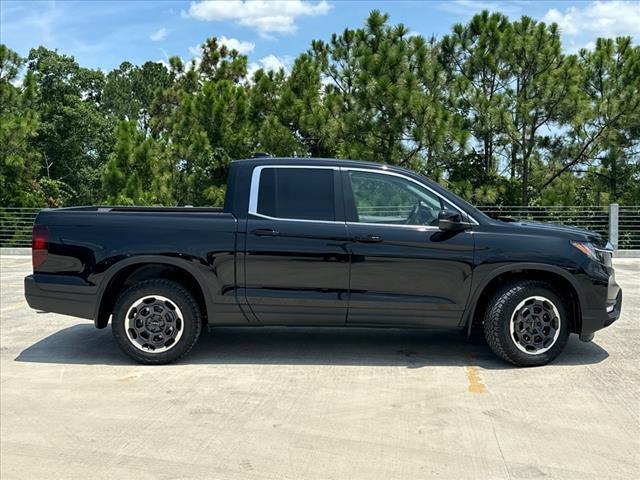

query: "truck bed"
xmin=47 ymin=206 xmax=226 ymax=213
xmin=34 ymin=206 xmax=234 ymax=227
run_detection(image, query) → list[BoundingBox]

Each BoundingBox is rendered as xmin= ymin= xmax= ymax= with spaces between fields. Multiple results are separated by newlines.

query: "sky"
xmin=1 ymin=0 xmax=639 ymax=73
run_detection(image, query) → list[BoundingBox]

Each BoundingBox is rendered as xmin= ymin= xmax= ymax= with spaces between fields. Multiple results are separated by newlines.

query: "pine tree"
xmin=0 ymin=45 xmax=43 ymax=207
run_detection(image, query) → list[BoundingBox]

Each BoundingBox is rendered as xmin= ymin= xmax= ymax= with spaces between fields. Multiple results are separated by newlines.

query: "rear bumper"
xmin=24 ymin=275 xmax=95 ymax=320
xmin=579 ymin=272 xmax=622 ymax=341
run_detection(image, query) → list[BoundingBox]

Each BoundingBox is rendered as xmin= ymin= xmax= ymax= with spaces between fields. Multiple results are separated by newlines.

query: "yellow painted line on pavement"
xmin=465 ymin=365 xmax=488 ymax=394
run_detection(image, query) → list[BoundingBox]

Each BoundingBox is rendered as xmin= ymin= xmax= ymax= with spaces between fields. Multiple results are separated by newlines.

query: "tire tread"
xmin=112 ymin=279 xmax=202 ymax=365
xmin=484 ymin=280 xmax=567 ymax=367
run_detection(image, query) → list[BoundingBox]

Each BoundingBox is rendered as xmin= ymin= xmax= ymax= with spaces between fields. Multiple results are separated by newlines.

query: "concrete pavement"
xmin=1 ymin=255 xmax=639 ymax=479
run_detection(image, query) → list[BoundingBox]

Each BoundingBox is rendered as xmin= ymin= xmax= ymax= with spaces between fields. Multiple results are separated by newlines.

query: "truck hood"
xmin=499 ymin=219 xmax=609 ymax=248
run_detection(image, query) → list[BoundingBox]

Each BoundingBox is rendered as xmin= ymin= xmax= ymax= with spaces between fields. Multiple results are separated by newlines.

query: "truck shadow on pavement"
xmin=15 ymin=324 xmax=610 ymax=369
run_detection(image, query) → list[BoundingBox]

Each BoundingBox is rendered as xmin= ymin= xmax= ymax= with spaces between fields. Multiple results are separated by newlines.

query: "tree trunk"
xmin=521 ymin=125 xmax=528 ymax=206
xmin=483 ymin=135 xmax=490 ymax=173
xmin=511 ymin=78 xmax=520 ymax=179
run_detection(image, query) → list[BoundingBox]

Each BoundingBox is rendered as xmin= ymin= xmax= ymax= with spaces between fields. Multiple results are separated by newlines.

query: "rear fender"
xmin=93 ymin=256 xmax=215 ymax=328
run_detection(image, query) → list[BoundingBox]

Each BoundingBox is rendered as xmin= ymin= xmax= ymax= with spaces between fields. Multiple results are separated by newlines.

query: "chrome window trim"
xmin=247 ymin=164 xmax=478 ymax=227
xmin=346 ymin=221 xmax=439 ymax=230
xmin=344 ymin=167 xmax=479 ymax=226
xmin=248 ymin=165 xmax=343 ymax=224
xmin=250 ymin=211 xmax=345 ymax=225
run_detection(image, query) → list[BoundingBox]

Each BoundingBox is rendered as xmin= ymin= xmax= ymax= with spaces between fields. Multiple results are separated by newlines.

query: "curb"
xmin=613 ymin=249 xmax=640 ymax=258
xmin=0 ymin=248 xmax=31 ymax=256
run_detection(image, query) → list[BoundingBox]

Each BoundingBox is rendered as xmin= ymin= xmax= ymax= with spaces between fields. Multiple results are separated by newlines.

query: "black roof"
xmin=234 ymin=156 xmax=409 ymax=172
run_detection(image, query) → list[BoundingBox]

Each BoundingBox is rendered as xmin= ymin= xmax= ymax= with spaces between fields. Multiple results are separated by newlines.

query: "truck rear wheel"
xmin=112 ymin=279 xmax=202 ymax=364
xmin=484 ymin=280 xmax=569 ymax=367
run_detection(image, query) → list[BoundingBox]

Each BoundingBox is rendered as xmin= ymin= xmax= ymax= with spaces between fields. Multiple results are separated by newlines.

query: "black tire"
xmin=484 ymin=280 xmax=569 ymax=367
xmin=112 ymin=279 xmax=202 ymax=364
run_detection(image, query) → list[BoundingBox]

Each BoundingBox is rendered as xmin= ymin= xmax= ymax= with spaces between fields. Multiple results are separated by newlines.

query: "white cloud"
xmin=189 ymin=37 xmax=254 ymax=58
xmin=248 ymin=54 xmax=291 ymax=77
xmin=259 ymin=54 xmax=288 ymax=71
xmin=543 ymin=1 xmax=640 ymax=40
xmin=436 ymin=0 xmax=522 ymax=18
xmin=150 ymin=27 xmax=168 ymax=41
xmin=219 ymin=36 xmax=255 ymax=54
xmin=183 ymin=0 xmax=331 ymax=36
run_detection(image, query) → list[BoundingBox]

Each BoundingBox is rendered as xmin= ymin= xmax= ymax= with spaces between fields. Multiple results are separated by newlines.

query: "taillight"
xmin=32 ymin=224 xmax=50 ymax=269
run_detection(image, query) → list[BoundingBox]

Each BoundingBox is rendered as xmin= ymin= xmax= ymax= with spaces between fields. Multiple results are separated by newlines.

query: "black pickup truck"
xmin=24 ymin=158 xmax=622 ymax=366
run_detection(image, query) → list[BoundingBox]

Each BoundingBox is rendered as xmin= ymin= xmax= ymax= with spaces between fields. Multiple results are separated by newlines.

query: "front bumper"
xmin=579 ymin=270 xmax=622 ymax=341
xmin=603 ymin=290 xmax=623 ymax=327
xmin=24 ymin=274 xmax=96 ymax=320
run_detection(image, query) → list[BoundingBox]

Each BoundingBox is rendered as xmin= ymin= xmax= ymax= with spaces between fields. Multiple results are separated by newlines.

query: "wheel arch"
xmin=94 ymin=256 xmax=211 ymax=329
xmin=465 ymin=263 xmax=585 ymax=337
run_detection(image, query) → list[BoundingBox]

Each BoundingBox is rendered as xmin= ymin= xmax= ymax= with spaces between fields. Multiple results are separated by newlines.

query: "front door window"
xmin=348 ymin=171 xmax=444 ymax=226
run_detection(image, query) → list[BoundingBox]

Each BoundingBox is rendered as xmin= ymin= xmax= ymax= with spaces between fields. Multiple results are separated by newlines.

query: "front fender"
xmin=463 ymin=262 xmax=586 ymax=334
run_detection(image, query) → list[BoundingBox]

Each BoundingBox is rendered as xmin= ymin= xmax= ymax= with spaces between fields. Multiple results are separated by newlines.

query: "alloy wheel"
xmin=509 ymin=296 xmax=561 ymax=355
xmin=125 ymin=295 xmax=184 ymax=353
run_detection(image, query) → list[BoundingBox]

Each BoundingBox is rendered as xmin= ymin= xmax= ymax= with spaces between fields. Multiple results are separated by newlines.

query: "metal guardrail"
xmin=358 ymin=206 xmax=414 ymax=216
xmin=0 ymin=208 xmax=40 ymax=248
xmin=618 ymin=206 xmax=640 ymax=250
xmin=477 ymin=205 xmax=610 ymax=237
xmin=476 ymin=205 xmax=640 ymax=250
xmin=1 ymin=205 xmax=638 ymax=249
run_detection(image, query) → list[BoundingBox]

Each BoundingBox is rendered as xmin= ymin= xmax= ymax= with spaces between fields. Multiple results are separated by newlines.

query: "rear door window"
xmin=255 ymin=167 xmax=336 ymax=221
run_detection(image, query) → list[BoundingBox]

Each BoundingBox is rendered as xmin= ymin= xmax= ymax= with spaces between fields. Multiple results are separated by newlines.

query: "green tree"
xmin=27 ymin=47 xmax=116 ymax=205
xmin=501 ymin=17 xmax=581 ymax=205
xmin=3 ymin=12 xmax=640 ymax=210
xmin=196 ymin=37 xmax=248 ymax=84
xmin=440 ymin=11 xmax=511 ymax=176
xmin=312 ymin=10 xmax=463 ymax=172
xmin=102 ymin=61 xmax=172 ymax=131
xmin=103 ymin=121 xmax=167 ymax=205
xmin=540 ymin=37 xmax=640 ymax=203
xmin=279 ymin=53 xmax=332 ymax=157
xmin=0 ymin=44 xmax=43 ymax=207
xmin=249 ymin=68 xmax=300 ymax=156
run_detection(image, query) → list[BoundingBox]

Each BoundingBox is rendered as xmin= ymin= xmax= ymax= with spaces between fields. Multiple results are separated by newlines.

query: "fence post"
xmin=608 ymin=203 xmax=619 ymax=250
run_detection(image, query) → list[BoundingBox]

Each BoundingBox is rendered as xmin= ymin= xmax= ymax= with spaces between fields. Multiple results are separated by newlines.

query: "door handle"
xmin=354 ymin=234 xmax=383 ymax=243
xmin=252 ymin=228 xmax=280 ymax=237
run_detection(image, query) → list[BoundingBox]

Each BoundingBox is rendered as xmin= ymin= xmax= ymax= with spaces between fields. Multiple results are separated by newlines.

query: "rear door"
xmin=343 ymin=168 xmax=475 ymax=327
xmin=243 ymin=166 xmax=349 ymax=324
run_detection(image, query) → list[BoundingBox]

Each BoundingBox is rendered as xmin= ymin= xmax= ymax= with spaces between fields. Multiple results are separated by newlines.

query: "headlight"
xmin=570 ymin=241 xmax=599 ymax=261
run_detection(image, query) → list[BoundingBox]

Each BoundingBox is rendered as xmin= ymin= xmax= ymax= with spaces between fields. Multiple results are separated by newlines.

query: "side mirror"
xmin=438 ymin=210 xmax=473 ymax=232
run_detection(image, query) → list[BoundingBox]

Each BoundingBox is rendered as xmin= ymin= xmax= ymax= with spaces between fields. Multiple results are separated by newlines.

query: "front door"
xmin=343 ymin=168 xmax=475 ymax=327
xmin=244 ymin=166 xmax=349 ymax=325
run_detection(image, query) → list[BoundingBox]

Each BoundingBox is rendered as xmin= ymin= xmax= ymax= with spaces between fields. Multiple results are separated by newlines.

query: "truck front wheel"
xmin=484 ymin=280 xmax=570 ymax=367
xmin=112 ymin=279 xmax=203 ymax=364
